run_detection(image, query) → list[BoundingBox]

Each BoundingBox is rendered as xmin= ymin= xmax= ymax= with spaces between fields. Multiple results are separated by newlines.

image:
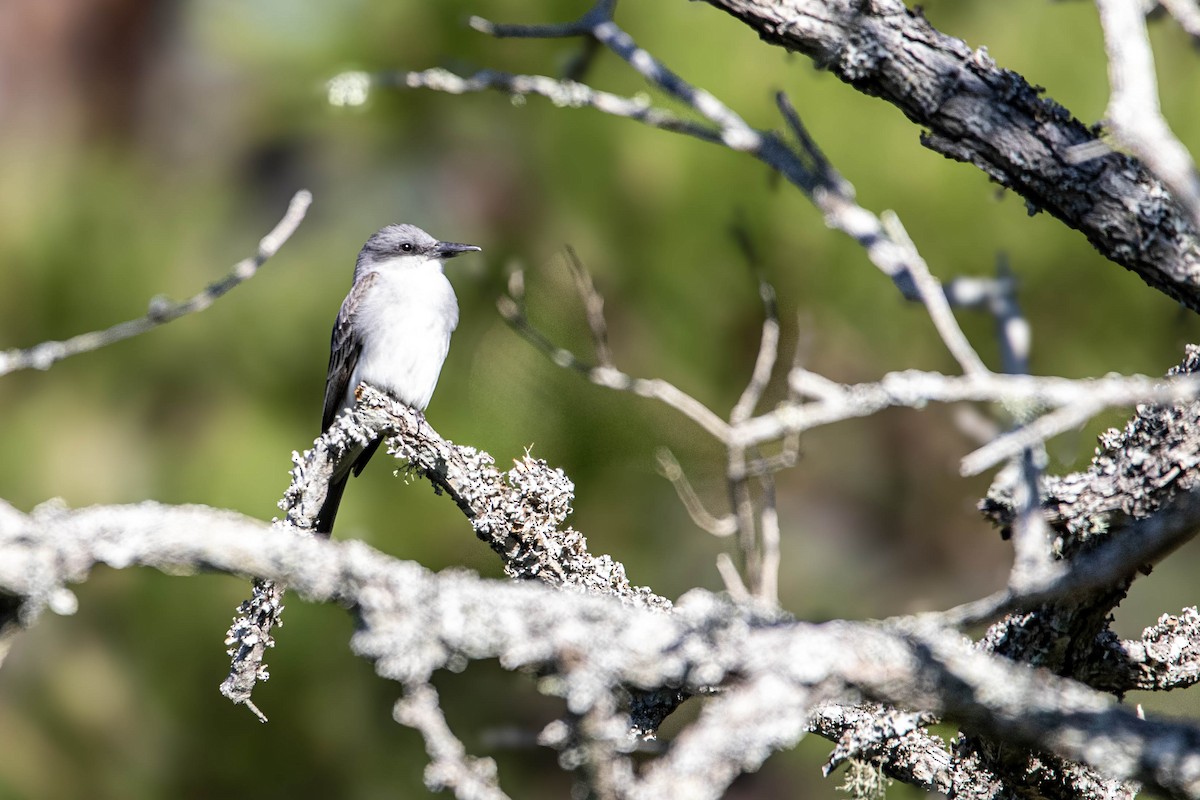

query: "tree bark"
xmin=700 ymin=0 xmax=1200 ymax=311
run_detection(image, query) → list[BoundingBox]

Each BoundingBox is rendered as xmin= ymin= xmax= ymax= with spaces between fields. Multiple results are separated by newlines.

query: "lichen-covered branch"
xmin=221 ymin=384 xmax=670 ymax=721
xmin=394 ymin=684 xmax=511 ymax=800
xmin=4 ymin=508 xmax=1200 ymax=799
xmin=1086 ymin=608 xmax=1200 ymax=694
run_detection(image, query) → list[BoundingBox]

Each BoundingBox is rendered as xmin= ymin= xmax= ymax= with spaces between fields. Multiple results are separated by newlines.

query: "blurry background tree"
xmin=1 ymin=0 xmax=1200 ymax=798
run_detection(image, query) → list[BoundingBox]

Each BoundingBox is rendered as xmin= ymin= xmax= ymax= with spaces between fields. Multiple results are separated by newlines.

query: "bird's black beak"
xmin=437 ymin=241 xmax=482 ymax=259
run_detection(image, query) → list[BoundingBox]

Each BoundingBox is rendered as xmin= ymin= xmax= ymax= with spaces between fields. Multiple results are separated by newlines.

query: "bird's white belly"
xmin=347 ymin=268 xmax=458 ymax=412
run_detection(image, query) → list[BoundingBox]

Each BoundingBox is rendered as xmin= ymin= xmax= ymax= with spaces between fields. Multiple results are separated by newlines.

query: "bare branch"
xmin=655 ymin=448 xmax=737 ymax=537
xmin=737 ymin=368 xmax=1200 ymax=455
xmin=714 ymin=552 xmax=752 ymax=603
xmin=768 ymin=92 xmax=940 ymax=304
xmin=564 ymin=246 xmax=614 ymax=368
xmin=497 ymin=287 xmax=731 ymax=442
xmin=468 ymin=0 xmax=615 ymax=40
xmin=961 ymin=398 xmax=1105 ymax=477
xmin=367 ymin=30 xmax=957 ymax=315
xmin=812 ymin=703 xmax=948 ymax=786
xmin=220 ymin=576 xmax=282 ymax=721
xmin=756 ymin=476 xmax=781 ymax=606
xmin=369 ymin=68 xmax=723 ymax=145
xmin=944 ymin=255 xmax=1030 ymax=377
xmin=506 ymin=242 xmax=797 ymax=603
xmin=956 ymin=351 xmax=1200 ymax=627
xmin=0 ymin=190 xmax=312 ymax=376
xmin=973 ymin=485 xmax=1200 ymax=624
xmin=1096 ymin=0 xmax=1200 ymax=232
xmin=1159 ymin=0 xmax=1200 ymax=41
xmin=730 ymin=276 xmax=779 ymax=424
xmin=993 ymin=257 xmax=1031 ymax=376
xmin=879 ymin=211 xmax=988 ymax=377
xmin=726 ymin=447 xmax=760 ymax=596
xmin=1006 ymin=448 xmax=1056 ymax=593
xmin=589 ymin=17 xmax=760 ymax=152
xmin=499 ymin=231 xmax=1200 ymax=613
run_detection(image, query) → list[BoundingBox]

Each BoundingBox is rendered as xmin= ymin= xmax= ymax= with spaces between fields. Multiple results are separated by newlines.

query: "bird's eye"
xmin=400 ymin=242 xmax=414 ymax=253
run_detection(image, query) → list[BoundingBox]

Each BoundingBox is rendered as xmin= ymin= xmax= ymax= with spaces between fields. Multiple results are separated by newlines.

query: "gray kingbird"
xmin=315 ymin=223 xmax=481 ymax=534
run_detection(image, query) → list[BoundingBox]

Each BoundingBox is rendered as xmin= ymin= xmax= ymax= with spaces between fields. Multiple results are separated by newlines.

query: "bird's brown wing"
xmin=315 ymin=273 xmax=380 ymax=535
xmin=321 ymin=272 xmax=377 ymax=433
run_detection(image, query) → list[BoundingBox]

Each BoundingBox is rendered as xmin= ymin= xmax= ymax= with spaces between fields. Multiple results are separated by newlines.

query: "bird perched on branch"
xmin=316 ymin=223 xmax=481 ymax=534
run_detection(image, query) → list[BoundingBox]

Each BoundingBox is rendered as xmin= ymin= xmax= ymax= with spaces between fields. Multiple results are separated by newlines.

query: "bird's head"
xmin=355 ymin=223 xmax=481 ymax=279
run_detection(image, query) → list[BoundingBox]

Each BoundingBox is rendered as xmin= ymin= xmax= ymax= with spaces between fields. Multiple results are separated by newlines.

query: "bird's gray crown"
xmin=354 ymin=223 xmax=480 ymax=280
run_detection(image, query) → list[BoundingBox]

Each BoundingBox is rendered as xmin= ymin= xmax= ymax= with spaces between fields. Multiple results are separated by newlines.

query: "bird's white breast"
xmin=350 ymin=259 xmax=459 ymax=412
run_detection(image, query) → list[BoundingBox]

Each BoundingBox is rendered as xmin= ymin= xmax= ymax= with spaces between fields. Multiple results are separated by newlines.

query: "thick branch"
xmin=700 ymin=0 xmax=1200 ymax=311
xmin=1097 ymin=0 xmax=1200 ymax=231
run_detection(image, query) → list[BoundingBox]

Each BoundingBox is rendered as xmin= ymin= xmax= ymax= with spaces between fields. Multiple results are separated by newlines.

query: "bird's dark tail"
xmin=313 ymin=438 xmax=382 ymax=535
xmin=314 ymin=474 xmax=349 ymax=535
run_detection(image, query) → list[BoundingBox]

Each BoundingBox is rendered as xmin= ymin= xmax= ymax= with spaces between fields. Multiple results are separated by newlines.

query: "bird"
xmin=315 ymin=223 xmax=481 ymax=534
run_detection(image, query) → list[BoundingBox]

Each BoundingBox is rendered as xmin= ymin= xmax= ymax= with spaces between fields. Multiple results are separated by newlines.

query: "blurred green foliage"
xmin=1 ymin=0 xmax=1199 ymax=797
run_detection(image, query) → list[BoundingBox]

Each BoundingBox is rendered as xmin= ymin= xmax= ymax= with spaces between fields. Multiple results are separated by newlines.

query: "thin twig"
xmin=468 ymin=0 xmax=615 ymax=40
xmin=770 ymin=93 xmax=928 ymax=295
xmin=563 ymin=36 xmax=604 ymax=83
xmin=589 ymin=16 xmax=761 ymax=151
xmin=778 ymin=319 xmax=808 ymax=466
xmin=504 ymin=248 xmax=794 ymax=602
xmin=773 ymin=90 xmax=856 ymax=200
xmin=939 ymin=264 xmax=1030 ymax=375
xmin=880 ymin=211 xmax=989 ymax=377
xmin=715 ymin=552 xmax=753 ymax=603
xmin=731 ymin=277 xmax=780 ymax=424
xmin=498 ymin=289 xmax=731 ymax=442
xmin=655 ymin=448 xmax=737 ymax=537
xmin=0 ymin=190 xmax=312 ymax=376
xmin=737 ymin=369 xmax=1200 ymax=455
xmin=564 ymin=246 xmax=614 ymax=367
xmin=940 ymin=485 xmax=1200 ymax=628
xmin=372 ymin=29 xmax=943 ymax=311
xmin=727 ymin=445 xmax=760 ymax=594
xmin=756 ymin=475 xmax=781 ymax=605
xmin=961 ymin=398 xmax=1106 ymax=477
xmin=990 ymin=255 xmax=1031 ymax=376
xmin=377 ymin=68 xmax=723 ymax=145
xmin=1006 ymin=447 xmax=1055 ymax=593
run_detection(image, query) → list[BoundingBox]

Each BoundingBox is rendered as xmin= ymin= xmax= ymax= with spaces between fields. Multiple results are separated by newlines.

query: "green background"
xmin=1 ymin=0 xmax=1198 ymax=797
